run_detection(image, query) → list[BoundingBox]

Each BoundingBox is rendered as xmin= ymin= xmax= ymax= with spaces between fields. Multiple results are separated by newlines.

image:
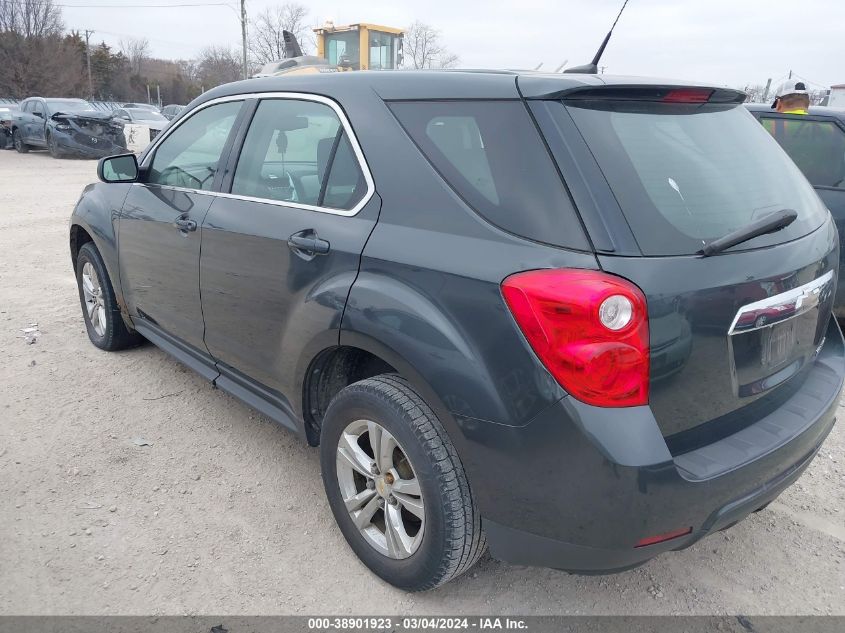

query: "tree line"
xmin=0 ymin=0 xmax=460 ymax=104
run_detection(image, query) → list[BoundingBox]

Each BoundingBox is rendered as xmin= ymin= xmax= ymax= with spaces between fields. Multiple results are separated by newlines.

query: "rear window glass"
xmin=389 ymin=100 xmax=588 ymax=250
xmin=760 ymin=117 xmax=845 ymax=189
xmin=563 ymin=101 xmax=828 ymax=256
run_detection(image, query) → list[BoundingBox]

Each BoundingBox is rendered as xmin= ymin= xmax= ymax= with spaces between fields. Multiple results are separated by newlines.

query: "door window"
xmin=231 ymin=98 xmax=367 ymax=210
xmin=761 ymin=117 xmax=845 ymax=189
xmin=147 ymin=101 xmax=242 ymax=191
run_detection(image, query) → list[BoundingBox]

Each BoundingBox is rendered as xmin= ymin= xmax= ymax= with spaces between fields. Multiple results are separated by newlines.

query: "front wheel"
xmin=75 ymin=242 xmax=142 ymax=351
xmin=47 ymin=133 xmax=63 ymax=158
xmin=13 ymin=129 xmax=29 ymax=153
xmin=320 ymin=374 xmax=486 ymax=591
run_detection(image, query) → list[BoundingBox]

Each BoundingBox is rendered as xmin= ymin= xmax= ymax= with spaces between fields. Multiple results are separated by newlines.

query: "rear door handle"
xmin=174 ymin=217 xmax=197 ymax=232
xmin=288 ymin=230 xmax=330 ymax=255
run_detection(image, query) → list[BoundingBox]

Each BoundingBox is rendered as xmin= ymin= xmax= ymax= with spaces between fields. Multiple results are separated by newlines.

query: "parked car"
xmin=70 ymin=72 xmax=843 ymax=591
xmin=121 ymin=102 xmax=160 ymax=112
xmin=0 ymin=104 xmax=17 ymax=149
xmin=161 ymin=104 xmax=185 ymax=120
xmin=112 ymin=108 xmax=168 ymax=134
xmin=12 ymin=97 xmax=125 ymax=158
xmin=746 ymin=104 xmax=845 ymax=316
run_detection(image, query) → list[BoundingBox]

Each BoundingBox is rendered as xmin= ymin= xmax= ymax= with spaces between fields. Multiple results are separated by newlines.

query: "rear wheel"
xmin=75 ymin=242 xmax=142 ymax=351
xmin=320 ymin=374 xmax=485 ymax=591
xmin=13 ymin=129 xmax=29 ymax=153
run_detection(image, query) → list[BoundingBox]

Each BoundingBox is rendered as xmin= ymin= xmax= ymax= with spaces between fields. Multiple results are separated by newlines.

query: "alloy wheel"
xmin=81 ymin=261 xmax=106 ymax=337
xmin=335 ymin=419 xmax=425 ymax=559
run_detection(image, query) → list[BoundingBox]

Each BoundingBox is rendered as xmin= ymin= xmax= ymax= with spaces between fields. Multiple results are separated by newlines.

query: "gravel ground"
xmin=1 ymin=149 xmax=844 ymax=615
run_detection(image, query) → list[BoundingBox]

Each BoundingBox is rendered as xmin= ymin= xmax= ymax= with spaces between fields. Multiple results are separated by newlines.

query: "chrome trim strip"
xmin=728 ymin=270 xmax=834 ymax=335
xmin=137 ymin=91 xmax=375 ymax=217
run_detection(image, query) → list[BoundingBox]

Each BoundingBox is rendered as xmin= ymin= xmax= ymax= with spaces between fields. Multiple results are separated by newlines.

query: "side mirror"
xmin=98 ymin=153 xmax=139 ymax=183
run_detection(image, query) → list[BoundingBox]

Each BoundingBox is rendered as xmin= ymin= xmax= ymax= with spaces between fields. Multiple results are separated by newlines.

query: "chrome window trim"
xmin=138 ymin=91 xmax=375 ymax=217
xmin=727 ymin=270 xmax=834 ymax=335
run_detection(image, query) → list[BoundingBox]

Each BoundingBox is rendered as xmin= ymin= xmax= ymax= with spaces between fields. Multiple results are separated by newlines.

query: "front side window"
xmin=147 ymin=101 xmax=242 ymax=191
xmin=231 ymin=98 xmax=366 ymax=210
xmin=761 ymin=117 xmax=845 ymax=189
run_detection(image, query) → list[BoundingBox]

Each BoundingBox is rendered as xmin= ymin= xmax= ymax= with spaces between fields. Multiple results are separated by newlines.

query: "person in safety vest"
xmin=771 ymin=81 xmax=810 ymax=114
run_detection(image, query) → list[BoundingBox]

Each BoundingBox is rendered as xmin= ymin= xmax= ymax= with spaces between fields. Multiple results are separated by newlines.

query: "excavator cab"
xmin=314 ymin=23 xmax=404 ymax=71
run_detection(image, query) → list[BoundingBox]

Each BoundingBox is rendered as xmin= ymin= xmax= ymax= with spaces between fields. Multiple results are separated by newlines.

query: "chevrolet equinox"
xmin=69 ymin=71 xmax=844 ymax=591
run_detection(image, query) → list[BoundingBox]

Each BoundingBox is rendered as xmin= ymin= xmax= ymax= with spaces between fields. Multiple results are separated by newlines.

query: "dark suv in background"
xmin=70 ymin=72 xmax=843 ymax=591
xmin=13 ymin=97 xmax=125 ymax=158
xmin=746 ymin=104 xmax=845 ymax=315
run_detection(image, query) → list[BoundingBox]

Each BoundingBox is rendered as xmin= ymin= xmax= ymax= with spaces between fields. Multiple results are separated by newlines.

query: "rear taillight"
xmin=501 ymin=269 xmax=649 ymax=407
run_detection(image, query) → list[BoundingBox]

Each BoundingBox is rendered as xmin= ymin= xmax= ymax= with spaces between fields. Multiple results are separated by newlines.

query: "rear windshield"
xmin=389 ymin=100 xmax=588 ymax=251
xmin=564 ymin=101 xmax=828 ymax=256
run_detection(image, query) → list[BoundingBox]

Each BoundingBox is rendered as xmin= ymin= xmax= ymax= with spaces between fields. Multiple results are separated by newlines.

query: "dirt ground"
xmin=1 ymin=149 xmax=844 ymax=616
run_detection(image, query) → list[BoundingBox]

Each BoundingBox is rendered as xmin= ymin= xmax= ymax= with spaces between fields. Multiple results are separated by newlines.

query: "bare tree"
xmin=120 ymin=36 xmax=150 ymax=76
xmin=249 ymin=2 xmax=312 ymax=65
xmin=0 ymin=0 xmax=63 ymax=37
xmin=196 ymin=45 xmax=242 ymax=88
xmin=403 ymin=21 xmax=459 ymax=69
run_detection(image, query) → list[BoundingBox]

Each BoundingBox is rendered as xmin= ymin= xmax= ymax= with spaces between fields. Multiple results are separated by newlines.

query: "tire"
xmin=320 ymin=374 xmax=486 ymax=591
xmin=47 ymin=132 xmax=63 ymax=158
xmin=13 ymin=129 xmax=29 ymax=153
xmin=75 ymin=242 xmax=142 ymax=351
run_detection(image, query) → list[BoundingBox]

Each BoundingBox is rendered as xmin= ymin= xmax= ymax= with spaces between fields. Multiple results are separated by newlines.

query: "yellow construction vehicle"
xmin=313 ymin=22 xmax=404 ymax=71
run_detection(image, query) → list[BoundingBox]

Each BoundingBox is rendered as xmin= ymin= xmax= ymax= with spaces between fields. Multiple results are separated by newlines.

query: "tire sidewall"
xmin=76 ymin=243 xmax=118 ymax=350
xmin=320 ymin=387 xmax=452 ymax=590
xmin=47 ymin=132 xmax=62 ymax=158
xmin=13 ymin=129 xmax=27 ymax=153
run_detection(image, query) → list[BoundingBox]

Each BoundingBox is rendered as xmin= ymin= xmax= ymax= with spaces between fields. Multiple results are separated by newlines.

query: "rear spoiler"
xmin=521 ymin=81 xmax=747 ymax=105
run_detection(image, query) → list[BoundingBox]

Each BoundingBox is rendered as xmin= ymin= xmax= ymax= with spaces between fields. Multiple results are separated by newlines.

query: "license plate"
xmin=761 ymin=320 xmax=796 ymax=368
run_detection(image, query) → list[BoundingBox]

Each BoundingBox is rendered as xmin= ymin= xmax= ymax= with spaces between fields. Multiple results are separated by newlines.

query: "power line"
xmin=6 ymin=1 xmax=236 ymax=8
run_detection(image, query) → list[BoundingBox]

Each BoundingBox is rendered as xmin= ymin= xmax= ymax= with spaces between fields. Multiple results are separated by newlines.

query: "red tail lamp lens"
xmin=663 ymin=88 xmax=713 ymax=103
xmin=501 ymin=269 xmax=649 ymax=407
xmin=634 ymin=527 xmax=693 ymax=548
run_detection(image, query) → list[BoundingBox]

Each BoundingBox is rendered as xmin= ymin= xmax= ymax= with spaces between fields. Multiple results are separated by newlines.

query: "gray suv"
xmin=69 ymin=71 xmax=843 ymax=590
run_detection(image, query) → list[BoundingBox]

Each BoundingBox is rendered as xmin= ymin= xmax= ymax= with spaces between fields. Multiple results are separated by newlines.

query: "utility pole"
xmin=240 ymin=0 xmax=248 ymax=79
xmin=84 ymin=30 xmax=94 ymax=99
xmin=762 ymin=77 xmax=772 ymax=102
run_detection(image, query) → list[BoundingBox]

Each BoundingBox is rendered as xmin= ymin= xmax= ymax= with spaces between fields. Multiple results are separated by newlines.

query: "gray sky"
xmin=61 ymin=0 xmax=845 ymax=89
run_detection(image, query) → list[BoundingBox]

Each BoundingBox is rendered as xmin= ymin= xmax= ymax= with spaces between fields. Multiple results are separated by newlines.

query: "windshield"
xmin=47 ymin=99 xmax=90 ymax=113
xmin=128 ymin=109 xmax=167 ymax=122
xmin=563 ymin=101 xmax=828 ymax=256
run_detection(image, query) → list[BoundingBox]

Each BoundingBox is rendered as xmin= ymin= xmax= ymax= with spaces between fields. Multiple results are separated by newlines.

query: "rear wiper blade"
xmin=699 ymin=208 xmax=798 ymax=257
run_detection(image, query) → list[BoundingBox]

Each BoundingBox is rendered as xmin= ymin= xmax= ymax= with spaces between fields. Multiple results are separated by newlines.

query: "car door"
xmin=757 ymin=112 xmax=845 ymax=308
xmin=28 ymin=99 xmax=47 ymax=146
xmin=118 ymin=99 xmax=245 ymax=372
xmin=199 ymin=95 xmax=378 ymax=415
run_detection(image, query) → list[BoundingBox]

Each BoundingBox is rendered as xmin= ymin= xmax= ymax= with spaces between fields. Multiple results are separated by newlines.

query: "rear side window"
xmin=561 ymin=101 xmax=828 ymax=256
xmin=389 ymin=101 xmax=588 ymax=250
xmin=231 ymin=98 xmax=366 ymax=210
xmin=760 ymin=117 xmax=845 ymax=189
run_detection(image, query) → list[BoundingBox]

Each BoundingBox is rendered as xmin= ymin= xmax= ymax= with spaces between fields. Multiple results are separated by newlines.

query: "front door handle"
xmin=174 ymin=217 xmax=197 ymax=232
xmin=288 ymin=230 xmax=330 ymax=255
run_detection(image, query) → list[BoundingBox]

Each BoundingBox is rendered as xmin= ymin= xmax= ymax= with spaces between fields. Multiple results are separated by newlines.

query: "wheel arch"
xmin=301 ymin=333 xmax=464 ymax=452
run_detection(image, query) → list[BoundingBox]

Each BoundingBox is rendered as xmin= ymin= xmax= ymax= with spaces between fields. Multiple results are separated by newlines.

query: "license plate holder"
xmin=762 ymin=319 xmax=797 ymax=368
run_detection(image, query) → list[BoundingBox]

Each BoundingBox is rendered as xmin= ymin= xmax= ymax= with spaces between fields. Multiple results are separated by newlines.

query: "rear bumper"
xmin=460 ymin=318 xmax=843 ymax=573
